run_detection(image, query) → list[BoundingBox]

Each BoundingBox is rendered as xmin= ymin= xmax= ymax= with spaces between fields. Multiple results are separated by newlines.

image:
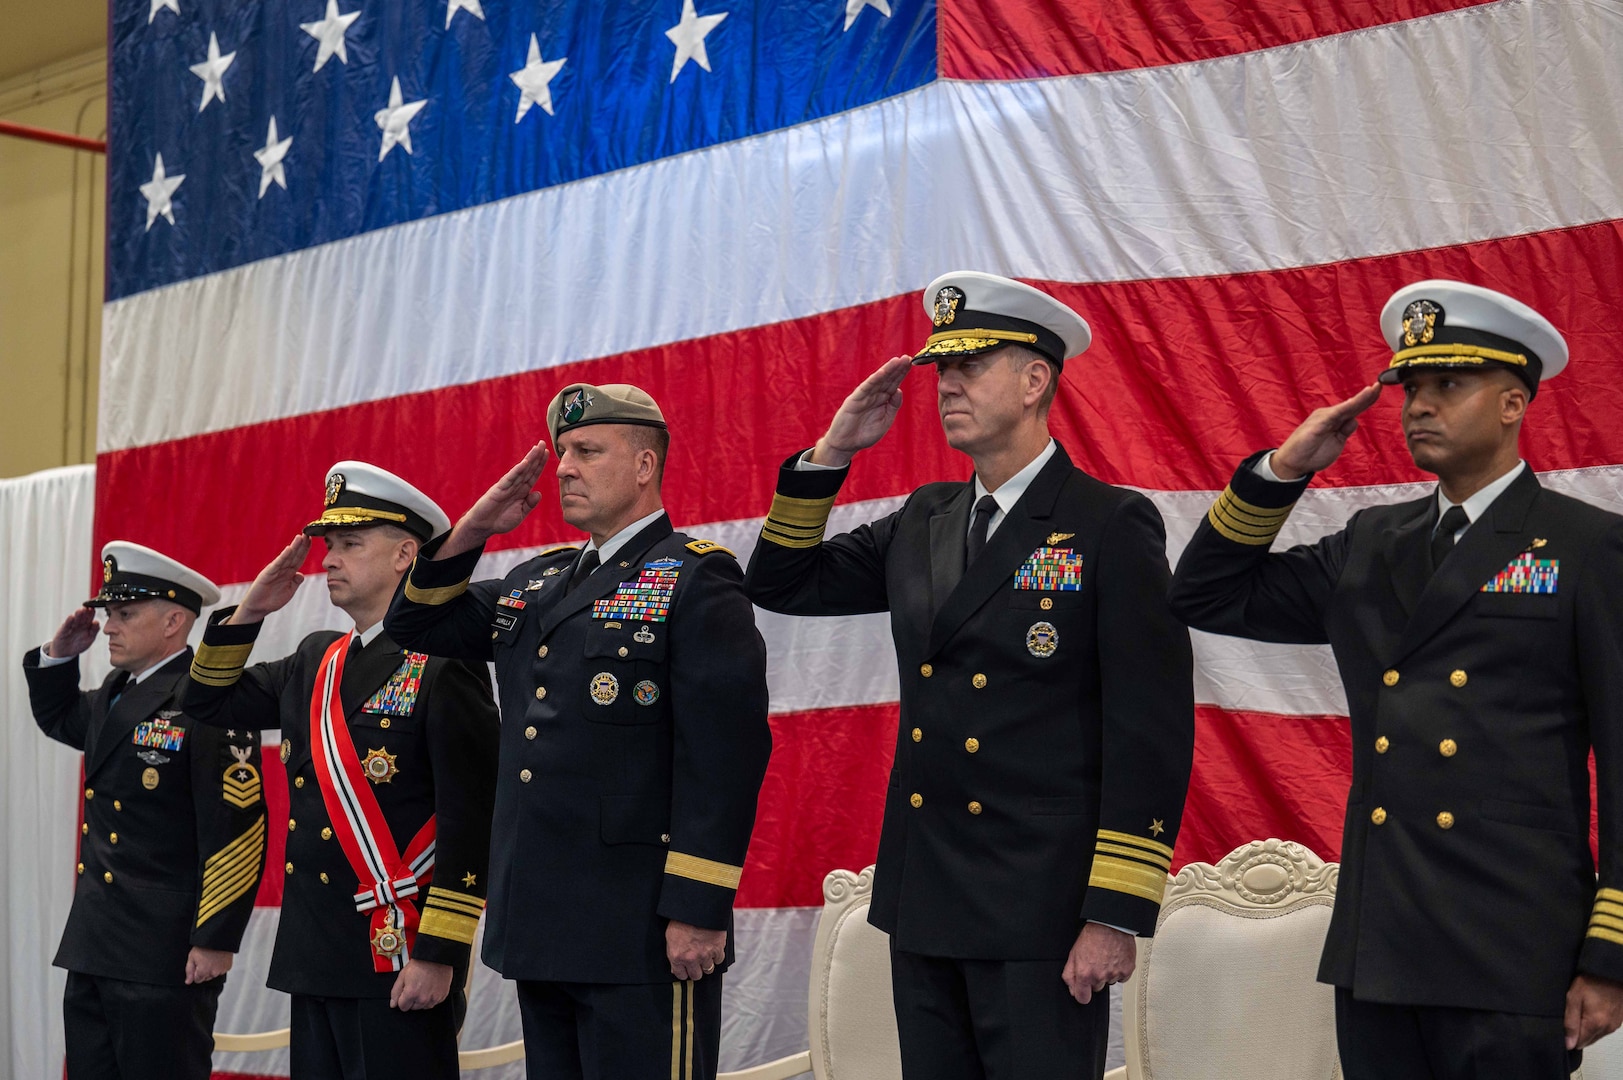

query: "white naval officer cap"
xmin=90 ymin=541 xmax=221 ymax=614
xmin=306 ymin=461 xmax=452 ymax=542
xmin=913 ymin=271 xmax=1092 ymax=368
xmin=1379 ymin=280 xmax=1568 ymax=397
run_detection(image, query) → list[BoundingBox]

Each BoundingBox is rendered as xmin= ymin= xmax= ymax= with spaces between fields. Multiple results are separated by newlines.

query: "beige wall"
xmin=0 ymin=51 xmax=105 ymax=479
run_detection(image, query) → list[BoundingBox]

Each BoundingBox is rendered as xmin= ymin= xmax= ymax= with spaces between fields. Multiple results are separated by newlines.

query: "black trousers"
xmin=889 ymin=945 xmax=1110 ymax=1080
xmin=1335 ymin=989 xmax=1580 ymax=1080
xmin=288 ymin=990 xmax=465 ymax=1080
xmin=516 ymin=977 xmax=723 ymax=1080
xmin=63 ymin=970 xmax=223 ymax=1080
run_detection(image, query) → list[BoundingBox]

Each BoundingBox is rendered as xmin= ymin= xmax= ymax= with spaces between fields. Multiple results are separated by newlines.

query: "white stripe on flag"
xmin=103 ymin=0 xmax=1623 ymax=452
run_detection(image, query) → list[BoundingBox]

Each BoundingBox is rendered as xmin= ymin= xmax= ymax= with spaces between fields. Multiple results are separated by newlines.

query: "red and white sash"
xmin=308 ymin=635 xmax=436 ymax=972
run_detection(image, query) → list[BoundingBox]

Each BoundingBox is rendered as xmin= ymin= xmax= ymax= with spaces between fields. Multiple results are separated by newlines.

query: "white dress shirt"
xmin=581 ymin=507 xmax=669 ymax=571
xmin=39 ymin=641 xmax=187 ymax=685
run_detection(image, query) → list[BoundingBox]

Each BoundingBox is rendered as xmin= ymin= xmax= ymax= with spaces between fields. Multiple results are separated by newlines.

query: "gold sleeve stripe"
xmin=197 ymin=815 xmax=266 ymax=926
xmin=418 ymin=907 xmax=480 ymax=945
xmin=664 ymin=852 xmax=744 ymax=890
xmin=1208 ymin=486 xmax=1295 ymax=546
xmin=1089 ymin=855 xmax=1170 ymax=905
xmin=425 ymin=888 xmax=486 ymax=917
xmin=1593 ymin=898 xmax=1623 ymax=917
xmin=1096 ymin=829 xmax=1175 ymax=862
xmin=1597 ymin=887 xmax=1623 ymax=904
xmin=402 ymin=571 xmax=470 ymax=606
xmin=1589 ymin=926 xmax=1623 ymax=947
xmin=1096 ymin=840 xmax=1171 ymax=871
xmin=1589 ymin=913 xmax=1623 ymax=934
xmin=205 ymin=814 xmax=267 ymax=869
xmin=191 ymin=642 xmax=255 ymax=686
xmin=766 ymin=492 xmax=838 ymax=528
xmin=761 ymin=526 xmax=824 ymax=550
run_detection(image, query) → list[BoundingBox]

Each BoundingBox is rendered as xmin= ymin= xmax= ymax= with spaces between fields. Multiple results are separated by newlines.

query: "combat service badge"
xmin=1026 ymin=621 xmax=1059 ymax=659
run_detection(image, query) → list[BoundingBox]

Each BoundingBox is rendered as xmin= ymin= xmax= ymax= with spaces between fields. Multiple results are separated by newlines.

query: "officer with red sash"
xmin=184 ymin=462 xmax=499 ymax=1079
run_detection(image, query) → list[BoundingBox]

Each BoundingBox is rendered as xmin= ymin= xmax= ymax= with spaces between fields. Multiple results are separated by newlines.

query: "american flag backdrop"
xmin=95 ymin=0 xmax=1623 ymax=1075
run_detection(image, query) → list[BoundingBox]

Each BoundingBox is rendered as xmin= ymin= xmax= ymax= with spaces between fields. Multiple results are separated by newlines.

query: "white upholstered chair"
xmin=1103 ymin=838 xmax=1340 ymax=1080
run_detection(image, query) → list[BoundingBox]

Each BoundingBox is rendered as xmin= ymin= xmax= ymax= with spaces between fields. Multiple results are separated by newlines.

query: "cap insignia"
xmin=103 ymin=556 xmax=114 ymax=584
xmin=324 ymin=473 xmax=345 ymax=509
xmin=562 ymin=388 xmax=594 ymax=425
xmin=1402 ymin=299 xmax=1442 ymax=348
xmin=932 ymin=286 xmax=964 ymax=327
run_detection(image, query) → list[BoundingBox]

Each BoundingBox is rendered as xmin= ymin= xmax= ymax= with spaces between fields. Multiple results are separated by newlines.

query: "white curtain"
xmin=0 ymin=464 xmax=99 ymax=1079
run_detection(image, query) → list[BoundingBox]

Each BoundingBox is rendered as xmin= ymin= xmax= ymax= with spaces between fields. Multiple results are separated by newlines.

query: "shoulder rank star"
xmin=362 ymin=747 xmax=398 ymax=784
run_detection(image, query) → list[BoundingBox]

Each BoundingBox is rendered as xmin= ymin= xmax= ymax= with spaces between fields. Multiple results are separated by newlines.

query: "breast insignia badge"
xmin=590 ymin=672 xmax=620 ymax=705
xmin=362 ymin=747 xmax=398 ymax=784
xmin=142 ymin=767 xmax=160 ymax=790
xmin=1026 ymin=622 xmax=1059 ymax=658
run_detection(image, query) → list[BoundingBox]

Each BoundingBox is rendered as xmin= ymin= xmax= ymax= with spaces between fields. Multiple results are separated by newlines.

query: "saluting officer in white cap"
xmin=182 ymin=461 xmax=500 ymax=1080
xmin=1171 ymin=280 xmax=1623 ymax=1077
xmin=745 ymin=271 xmax=1196 ymax=1079
xmin=23 ymin=542 xmax=265 ymax=1080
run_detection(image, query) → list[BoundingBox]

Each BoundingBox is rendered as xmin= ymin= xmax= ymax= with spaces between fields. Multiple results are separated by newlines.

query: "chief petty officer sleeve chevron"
xmin=412 ymin=657 xmax=499 ymax=968
xmin=1082 ymin=493 xmax=1195 ymax=934
xmin=1577 ymin=520 xmax=1623 ymax=985
xmin=657 ymin=545 xmax=772 ymax=931
xmin=743 ymin=452 xmax=903 ymax=616
xmin=186 ymin=720 xmax=266 ymax=949
xmin=384 ymin=534 xmax=508 ymax=663
xmin=1168 ymin=451 xmax=1354 ymax=646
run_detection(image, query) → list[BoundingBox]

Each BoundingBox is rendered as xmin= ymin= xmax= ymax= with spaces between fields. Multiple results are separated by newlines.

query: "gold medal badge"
xmin=590 ymin=672 xmax=620 ymax=705
xmin=371 ymin=914 xmax=406 ymax=959
xmin=1026 ymin=622 xmax=1059 ymax=659
xmin=142 ymin=766 xmax=160 ymax=790
xmin=362 ymin=747 xmax=398 ymax=784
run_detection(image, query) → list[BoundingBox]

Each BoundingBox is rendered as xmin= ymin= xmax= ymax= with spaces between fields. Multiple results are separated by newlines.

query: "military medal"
xmin=142 ymin=767 xmax=160 ymax=790
xmin=1026 ymin=621 xmax=1059 ymax=658
xmin=371 ymin=914 xmax=407 ymax=960
xmin=634 ymin=680 xmax=660 ymax=706
xmin=362 ymin=747 xmax=398 ymax=784
xmin=633 ymin=625 xmax=656 ymax=644
xmin=590 ymin=672 xmax=620 ymax=705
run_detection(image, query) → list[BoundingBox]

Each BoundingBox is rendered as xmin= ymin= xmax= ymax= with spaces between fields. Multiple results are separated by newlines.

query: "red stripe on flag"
xmin=97 ymin=219 xmax=1623 ymax=586
xmin=1176 ymin=706 xmax=1352 ymax=867
xmin=939 ymin=0 xmax=1494 ymax=80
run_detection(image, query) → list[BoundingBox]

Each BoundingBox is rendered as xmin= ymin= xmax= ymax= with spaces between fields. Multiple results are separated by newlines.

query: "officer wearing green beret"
xmin=1170 ymin=280 xmax=1623 ymax=1078
xmin=745 ymin=272 xmax=1196 ymax=1079
xmin=386 ymin=383 xmax=772 ymax=1080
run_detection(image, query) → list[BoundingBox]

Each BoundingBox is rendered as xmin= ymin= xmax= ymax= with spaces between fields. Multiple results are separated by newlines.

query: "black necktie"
xmin=567 ymin=549 xmax=601 ymax=594
xmin=966 ymin=495 xmax=999 ymax=568
xmin=1430 ymin=505 xmax=1470 ymax=571
xmin=108 ymin=670 xmax=131 ymax=710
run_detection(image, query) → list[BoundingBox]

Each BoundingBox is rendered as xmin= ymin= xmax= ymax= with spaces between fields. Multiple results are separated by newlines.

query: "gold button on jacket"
xmin=1375 ymin=736 xmax=1390 ymax=754
xmin=964 ymin=738 xmax=980 ymax=753
xmin=1437 ymin=811 xmax=1455 ymax=829
xmin=1371 ymin=807 xmax=1387 ymax=825
xmin=1439 ymin=739 xmax=1458 ymax=757
xmin=971 ymin=673 xmax=988 ymax=689
xmin=1450 ymin=670 xmax=1468 ymax=688
xmin=911 ymin=727 xmax=922 ymax=742
xmin=967 ymin=801 xmax=983 ymax=815
xmin=909 ymin=793 xmax=924 ymax=808
xmin=1382 ymin=670 xmax=1400 ymax=687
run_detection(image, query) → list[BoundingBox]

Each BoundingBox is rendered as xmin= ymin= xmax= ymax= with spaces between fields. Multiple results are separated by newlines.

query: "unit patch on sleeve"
xmin=592 ymin=565 xmax=680 ymax=623
xmin=363 ymin=652 xmax=429 ymax=716
xmin=1013 ymin=547 xmax=1085 ymax=591
xmin=133 ymin=716 xmax=188 ymax=752
xmin=1482 ymin=552 xmax=1559 ymax=594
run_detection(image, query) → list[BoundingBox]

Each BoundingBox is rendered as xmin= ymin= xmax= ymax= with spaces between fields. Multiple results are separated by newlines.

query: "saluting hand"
xmin=437 ymin=441 xmax=550 ymax=560
xmin=1270 ymin=383 xmax=1384 ymax=481
xmin=810 ymin=355 xmax=913 ymax=469
xmin=46 ymin=607 xmax=100 ymax=659
xmin=1062 ymin=922 xmax=1135 ymax=1005
xmin=228 ymin=534 xmax=310 ymax=625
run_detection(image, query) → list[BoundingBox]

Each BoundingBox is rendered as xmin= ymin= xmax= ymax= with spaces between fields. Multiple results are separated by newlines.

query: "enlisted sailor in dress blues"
xmin=23 ymin=542 xmax=263 ymax=1080
xmin=1168 ymin=280 xmax=1623 ymax=1078
xmin=183 ymin=462 xmax=499 ymax=1080
xmin=744 ymin=272 xmax=1196 ymax=1080
xmin=385 ymin=383 xmax=772 ymax=1080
